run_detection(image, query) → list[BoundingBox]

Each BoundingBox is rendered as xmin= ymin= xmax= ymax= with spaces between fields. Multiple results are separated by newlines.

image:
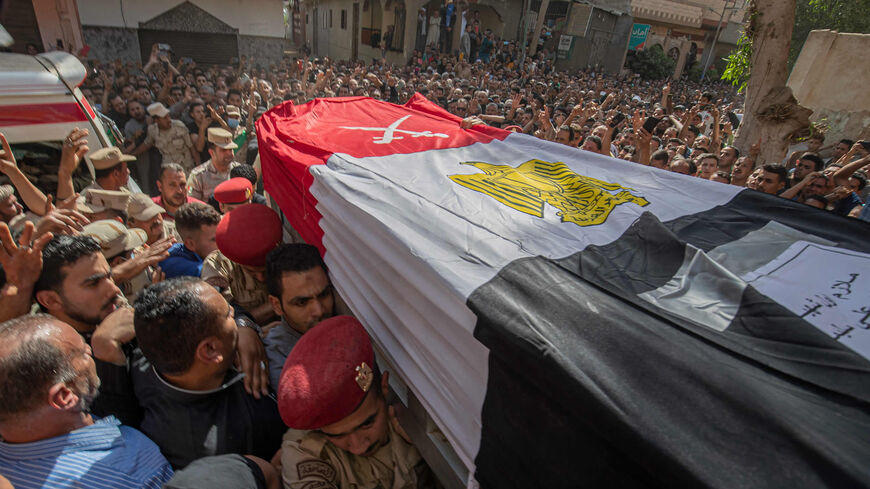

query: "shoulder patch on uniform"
xmin=297 ymin=460 xmax=337 ymax=482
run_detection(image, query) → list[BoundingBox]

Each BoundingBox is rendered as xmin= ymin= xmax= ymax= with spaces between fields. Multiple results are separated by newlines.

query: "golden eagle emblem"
xmin=449 ymin=159 xmax=649 ymax=227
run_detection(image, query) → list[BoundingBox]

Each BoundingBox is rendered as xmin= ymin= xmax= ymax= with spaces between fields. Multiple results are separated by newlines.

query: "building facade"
xmin=629 ymin=0 xmax=747 ymax=78
xmin=299 ymin=0 xmax=528 ymax=65
xmin=75 ymin=0 xmax=288 ymax=65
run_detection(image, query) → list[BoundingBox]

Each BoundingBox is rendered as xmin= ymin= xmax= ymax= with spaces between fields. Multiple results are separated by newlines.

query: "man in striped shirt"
xmin=0 ymin=314 xmax=173 ymax=488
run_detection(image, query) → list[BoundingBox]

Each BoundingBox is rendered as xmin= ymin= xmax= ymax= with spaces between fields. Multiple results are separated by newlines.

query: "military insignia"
xmin=449 ymin=159 xmax=649 ymax=227
xmin=297 ymin=460 xmax=337 ymax=482
xmin=299 ymin=481 xmax=334 ymax=489
xmin=355 ymin=362 xmax=373 ymax=392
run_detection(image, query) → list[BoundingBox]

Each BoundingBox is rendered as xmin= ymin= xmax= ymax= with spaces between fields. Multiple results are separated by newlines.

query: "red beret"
xmin=215 ymin=204 xmax=281 ymax=267
xmin=278 ymin=316 xmax=375 ymax=429
xmin=214 ymin=177 xmax=253 ymax=204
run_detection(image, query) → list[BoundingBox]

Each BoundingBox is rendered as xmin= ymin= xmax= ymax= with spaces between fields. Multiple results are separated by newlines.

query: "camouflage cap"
xmin=82 ymin=219 xmax=147 ymax=259
xmin=88 ymin=146 xmax=135 ymax=170
xmin=79 ymin=189 xmax=131 ymax=214
xmin=207 ymin=128 xmax=238 ymax=150
xmin=127 ymin=192 xmax=165 ymax=221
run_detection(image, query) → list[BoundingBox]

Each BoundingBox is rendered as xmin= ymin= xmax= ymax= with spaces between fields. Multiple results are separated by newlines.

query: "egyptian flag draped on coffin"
xmin=257 ymin=94 xmax=870 ymax=489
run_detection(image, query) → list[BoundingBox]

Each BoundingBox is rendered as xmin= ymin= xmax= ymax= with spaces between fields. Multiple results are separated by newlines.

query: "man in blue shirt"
xmin=0 ymin=314 xmax=173 ymax=488
xmin=160 ymin=202 xmax=222 ymax=279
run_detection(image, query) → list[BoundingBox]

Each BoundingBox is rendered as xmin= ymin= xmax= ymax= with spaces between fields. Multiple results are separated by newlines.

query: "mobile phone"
xmin=609 ymin=112 xmax=625 ymax=128
xmin=642 ymin=116 xmax=661 ymax=133
xmin=181 ymin=57 xmax=193 ymax=64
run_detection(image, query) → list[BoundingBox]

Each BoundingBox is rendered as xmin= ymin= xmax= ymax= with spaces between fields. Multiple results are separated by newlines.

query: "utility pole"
xmin=700 ymin=0 xmax=735 ymax=81
xmin=528 ymin=0 xmax=551 ymax=57
xmin=518 ymin=0 xmax=529 ymax=71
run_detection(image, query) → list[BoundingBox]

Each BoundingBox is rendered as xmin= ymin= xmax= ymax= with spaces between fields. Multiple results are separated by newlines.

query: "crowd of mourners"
xmin=0 ymin=30 xmax=869 ymax=489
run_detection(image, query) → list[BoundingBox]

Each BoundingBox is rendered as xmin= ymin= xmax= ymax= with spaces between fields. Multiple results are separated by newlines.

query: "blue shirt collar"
xmin=0 ymin=416 xmax=123 ymax=460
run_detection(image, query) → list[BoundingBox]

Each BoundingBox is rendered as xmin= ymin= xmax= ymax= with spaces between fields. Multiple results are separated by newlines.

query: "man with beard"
xmin=0 ymin=314 xmax=173 ymax=488
xmin=188 ymin=128 xmax=240 ymax=202
xmin=153 ymin=163 xmax=206 ymax=221
xmin=278 ymin=316 xmax=437 ymax=489
xmin=33 ymin=234 xmax=141 ymax=425
xmin=262 ymin=243 xmax=336 ymax=389
xmin=35 ymin=234 xmax=272 ymax=427
xmin=126 ymin=192 xmax=179 ymax=245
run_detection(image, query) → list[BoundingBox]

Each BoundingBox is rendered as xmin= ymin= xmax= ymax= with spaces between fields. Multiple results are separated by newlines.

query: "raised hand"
xmin=59 ymin=127 xmax=90 ymax=174
xmin=0 ymin=221 xmax=52 ymax=294
xmin=0 ymin=133 xmax=17 ymax=175
xmin=33 ymin=195 xmax=89 ymax=239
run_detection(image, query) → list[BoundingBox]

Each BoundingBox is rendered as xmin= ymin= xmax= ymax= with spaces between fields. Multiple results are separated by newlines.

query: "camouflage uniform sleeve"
xmin=182 ymin=126 xmax=194 ymax=149
xmin=281 ymin=430 xmax=340 ymax=489
xmin=163 ymin=219 xmax=181 ymax=242
xmin=144 ymin=124 xmax=156 ymax=146
xmin=188 ymin=167 xmax=204 ymax=200
xmin=200 ymin=250 xmax=234 ymax=303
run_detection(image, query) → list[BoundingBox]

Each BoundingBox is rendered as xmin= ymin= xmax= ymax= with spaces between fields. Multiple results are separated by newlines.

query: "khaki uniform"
xmin=187 ymin=160 xmax=241 ymax=201
xmin=81 ymin=182 xmax=131 ymax=194
xmin=281 ymin=422 xmax=436 ymax=489
xmin=162 ymin=219 xmax=181 ymax=242
xmin=200 ymin=250 xmax=269 ymax=313
xmin=145 ymin=120 xmax=195 ymax=174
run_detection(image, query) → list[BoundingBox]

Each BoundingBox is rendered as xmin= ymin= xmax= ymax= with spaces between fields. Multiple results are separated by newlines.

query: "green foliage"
xmin=628 ymin=45 xmax=676 ymax=80
xmin=721 ymin=31 xmax=752 ymax=93
xmin=687 ymin=63 xmax=721 ymax=83
xmin=791 ymin=0 xmax=870 ymax=67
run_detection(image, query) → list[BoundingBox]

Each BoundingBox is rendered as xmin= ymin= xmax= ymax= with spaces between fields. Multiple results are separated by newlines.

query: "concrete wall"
xmin=78 ymin=0 xmax=284 ymax=37
xmin=81 ymin=26 xmax=141 ymax=62
xmin=788 ymin=30 xmax=870 ymax=143
xmin=239 ymin=35 xmax=287 ymax=65
xmin=557 ymin=5 xmax=629 ymax=74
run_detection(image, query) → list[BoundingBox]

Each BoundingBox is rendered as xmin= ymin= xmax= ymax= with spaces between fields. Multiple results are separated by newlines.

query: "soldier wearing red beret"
xmin=214 ymin=177 xmax=254 ymax=214
xmin=201 ymin=203 xmax=282 ymax=324
xmin=278 ymin=316 xmax=437 ymax=489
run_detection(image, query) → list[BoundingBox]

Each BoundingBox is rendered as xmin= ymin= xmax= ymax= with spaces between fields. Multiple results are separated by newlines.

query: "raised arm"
xmin=0 ymin=133 xmax=49 ymax=214
xmin=56 ymin=128 xmax=90 ymax=201
xmin=832 ymin=144 xmax=870 ymax=187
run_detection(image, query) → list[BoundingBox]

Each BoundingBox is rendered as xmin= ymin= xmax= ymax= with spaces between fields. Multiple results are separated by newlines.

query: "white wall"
xmin=78 ymin=0 xmax=284 ymax=37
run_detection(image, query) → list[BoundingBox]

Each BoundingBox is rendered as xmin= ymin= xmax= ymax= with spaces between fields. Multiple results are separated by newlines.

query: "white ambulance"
xmin=0 ymin=51 xmax=140 ymax=194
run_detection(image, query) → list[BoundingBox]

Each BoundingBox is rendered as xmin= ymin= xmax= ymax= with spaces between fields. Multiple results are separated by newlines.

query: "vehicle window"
xmin=1 ymin=141 xmax=92 ymax=203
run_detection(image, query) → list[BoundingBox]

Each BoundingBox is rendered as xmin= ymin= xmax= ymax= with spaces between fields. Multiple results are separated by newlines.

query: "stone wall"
xmin=239 ymin=35 xmax=288 ymax=67
xmin=82 ymin=26 xmax=142 ymax=63
xmin=788 ymin=30 xmax=870 ymax=144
